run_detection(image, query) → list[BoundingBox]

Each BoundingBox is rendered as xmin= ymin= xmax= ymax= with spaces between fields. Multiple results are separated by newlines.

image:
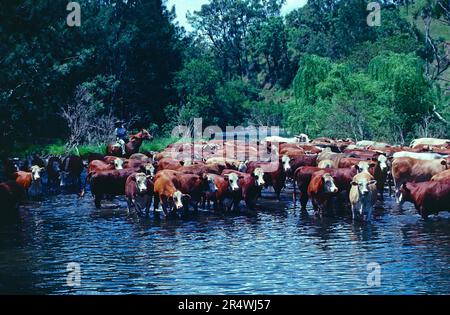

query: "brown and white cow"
xmin=392 ymin=157 xmax=448 ymax=203
xmin=399 ymin=181 xmax=450 ymax=219
xmin=14 ymin=165 xmax=44 ymax=196
xmin=125 ymin=172 xmax=154 ymax=216
xmin=307 ymin=173 xmax=339 ymax=215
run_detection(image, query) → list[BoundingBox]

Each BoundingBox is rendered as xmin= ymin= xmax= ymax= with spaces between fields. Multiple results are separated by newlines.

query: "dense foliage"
xmin=0 ymin=0 xmax=449 ymax=156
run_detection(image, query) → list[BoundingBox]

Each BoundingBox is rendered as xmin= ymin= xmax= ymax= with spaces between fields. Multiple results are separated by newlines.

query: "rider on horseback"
xmin=114 ymin=121 xmax=128 ymax=155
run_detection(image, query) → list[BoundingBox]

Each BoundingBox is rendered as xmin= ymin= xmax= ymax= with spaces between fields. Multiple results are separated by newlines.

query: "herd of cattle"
xmin=1 ymin=133 xmax=450 ymax=222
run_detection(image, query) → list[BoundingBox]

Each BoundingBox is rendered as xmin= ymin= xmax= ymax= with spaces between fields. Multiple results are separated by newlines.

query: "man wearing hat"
xmin=114 ymin=120 xmax=128 ymax=155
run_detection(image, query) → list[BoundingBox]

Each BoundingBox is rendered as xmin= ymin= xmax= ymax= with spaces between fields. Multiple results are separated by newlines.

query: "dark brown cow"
xmin=106 ymin=129 xmax=153 ymax=157
xmin=0 ymin=181 xmax=25 ymax=210
xmin=125 ymin=173 xmax=154 ymax=216
xmin=307 ymin=172 xmax=339 ymax=215
xmin=83 ymin=168 xmax=137 ymax=208
xmin=61 ymin=155 xmax=84 ymax=191
xmin=293 ymin=166 xmax=323 ymax=211
xmin=46 ymin=156 xmax=62 ymax=189
xmin=289 ymin=155 xmax=318 ymax=174
xmin=399 ymin=181 xmax=450 ymax=219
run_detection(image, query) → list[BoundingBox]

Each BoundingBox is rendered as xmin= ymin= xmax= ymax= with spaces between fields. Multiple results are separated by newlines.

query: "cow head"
xmin=398 ymin=182 xmax=412 ymax=204
xmin=49 ymin=158 xmax=61 ymax=174
xmin=238 ymin=160 xmax=248 ymax=172
xmin=114 ymin=158 xmax=124 ymax=170
xmin=357 ymin=161 xmax=375 ymax=173
xmin=252 ymin=168 xmax=265 ymax=187
xmin=377 ymin=155 xmax=388 ymax=172
xmin=322 ymin=173 xmax=338 ymax=193
xmin=132 ymin=173 xmax=150 ymax=194
xmin=142 ymin=129 xmax=153 ymax=140
xmin=223 ymin=173 xmax=241 ymax=191
xmin=351 ymin=177 xmax=377 ymax=197
xmin=172 ymin=190 xmax=190 ymax=210
xmin=31 ymin=165 xmax=44 ymax=181
xmin=281 ymin=155 xmax=291 ymax=173
xmin=141 ymin=163 xmax=155 ymax=179
xmin=296 ymin=133 xmax=310 ymax=143
xmin=203 ymin=174 xmax=218 ymax=193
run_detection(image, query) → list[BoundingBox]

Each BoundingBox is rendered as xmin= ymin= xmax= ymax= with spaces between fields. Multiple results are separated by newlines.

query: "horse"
xmin=106 ymin=129 xmax=153 ymax=158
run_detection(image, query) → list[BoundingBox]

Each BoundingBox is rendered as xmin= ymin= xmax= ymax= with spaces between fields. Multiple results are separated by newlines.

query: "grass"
xmin=10 ymin=136 xmax=180 ymax=158
xmin=139 ymin=136 xmax=184 ymax=153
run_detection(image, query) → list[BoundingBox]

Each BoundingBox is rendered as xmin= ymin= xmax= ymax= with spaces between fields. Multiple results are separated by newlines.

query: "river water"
xmin=0 ymin=181 xmax=449 ymax=295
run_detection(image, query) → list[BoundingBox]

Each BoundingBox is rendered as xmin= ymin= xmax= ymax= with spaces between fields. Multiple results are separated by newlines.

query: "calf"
xmin=349 ymin=172 xmax=377 ymax=222
xmin=392 ymin=157 xmax=448 ymax=203
xmin=307 ymin=173 xmax=339 ymax=215
xmin=125 ymin=173 xmax=154 ymax=216
xmin=399 ymin=181 xmax=450 ymax=219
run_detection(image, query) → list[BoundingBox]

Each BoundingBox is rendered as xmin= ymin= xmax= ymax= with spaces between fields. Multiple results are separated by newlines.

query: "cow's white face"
xmin=238 ymin=161 xmax=248 ymax=172
xmin=377 ymin=155 xmax=388 ymax=172
xmin=281 ymin=155 xmax=291 ymax=172
xmin=31 ymin=165 xmax=43 ymax=181
xmin=143 ymin=163 xmax=155 ymax=178
xmin=323 ymin=174 xmax=338 ymax=193
xmin=172 ymin=190 xmax=186 ymax=209
xmin=357 ymin=161 xmax=371 ymax=173
xmin=134 ymin=173 xmax=148 ymax=194
xmin=205 ymin=175 xmax=218 ymax=193
xmin=253 ymin=168 xmax=265 ymax=187
xmin=224 ymin=173 xmax=240 ymax=191
xmin=114 ymin=158 xmax=124 ymax=170
xmin=352 ymin=177 xmax=376 ymax=196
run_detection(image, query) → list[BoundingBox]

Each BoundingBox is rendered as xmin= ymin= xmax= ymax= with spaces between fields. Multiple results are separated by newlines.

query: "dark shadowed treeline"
xmin=0 ymin=0 xmax=449 ymax=157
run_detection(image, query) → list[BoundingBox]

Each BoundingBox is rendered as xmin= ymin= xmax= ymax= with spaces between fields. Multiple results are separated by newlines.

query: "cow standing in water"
xmin=107 ymin=129 xmax=153 ymax=158
xmin=14 ymin=165 xmax=44 ymax=198
xmin=60 ymin=155 xmax=84 ymax=193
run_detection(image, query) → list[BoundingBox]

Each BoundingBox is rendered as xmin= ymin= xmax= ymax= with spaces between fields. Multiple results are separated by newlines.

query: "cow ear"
xmin=369 ymin=162 xmax=377 ymax=168
xmin=369 ymin=180 xmax=377 ymax=185
xmin=351 ymin=181 xmax=358 ymax=186
xmin=238 ymin=175 xmax=245 ymax=179
xmin=223 ymin=175 xmax=229 ymax=180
